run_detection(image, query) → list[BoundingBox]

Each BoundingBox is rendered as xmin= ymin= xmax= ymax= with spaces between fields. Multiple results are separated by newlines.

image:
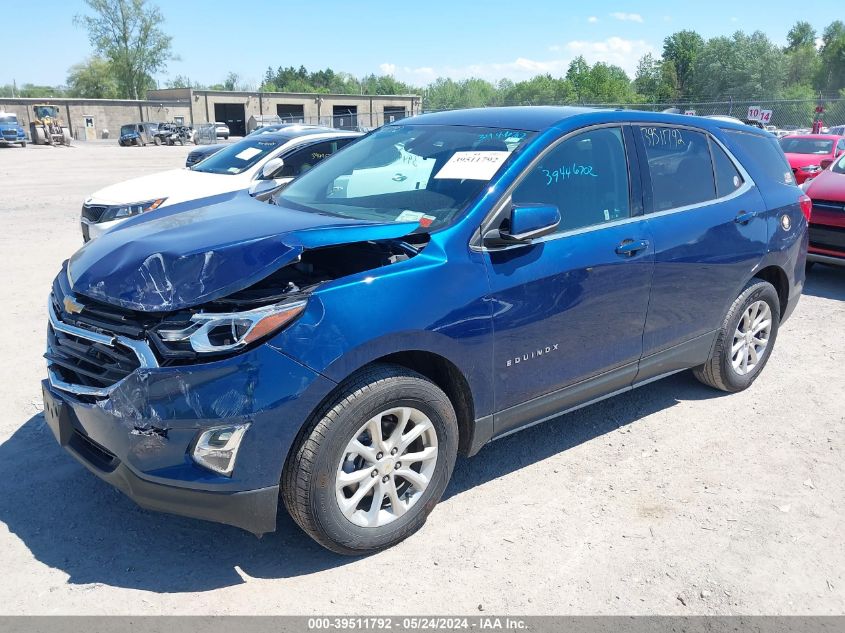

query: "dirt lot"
xmin=0 ymin=141 xmax=843 ymax=616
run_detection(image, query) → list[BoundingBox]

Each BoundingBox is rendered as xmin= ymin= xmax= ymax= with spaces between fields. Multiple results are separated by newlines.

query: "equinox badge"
xmin=506 ymin=344 xmax=559 ymax=367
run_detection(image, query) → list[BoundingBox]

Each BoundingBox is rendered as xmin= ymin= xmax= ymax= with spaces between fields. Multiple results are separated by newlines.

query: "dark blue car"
xmin=43 ymin=107 xmax=808 ymax=554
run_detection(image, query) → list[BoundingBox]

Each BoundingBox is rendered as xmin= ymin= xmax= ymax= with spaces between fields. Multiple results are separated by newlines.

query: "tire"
xmin=154 ymin=136 xmax=162 ymax=146
xmin=693 ymin=279 xmax=780 ymax=393
xmin=283 ymin=363 xmax=458 ymax=555
xmin=20 ymin=142 xmax=26 ymax=148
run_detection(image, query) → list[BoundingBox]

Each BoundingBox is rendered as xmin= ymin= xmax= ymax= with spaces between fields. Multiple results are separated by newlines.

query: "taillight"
xmin=799 ymin=194 xmax=812 ymax=221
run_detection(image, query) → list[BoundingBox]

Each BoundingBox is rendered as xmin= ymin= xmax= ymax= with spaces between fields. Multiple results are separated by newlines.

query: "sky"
xmin=1 ymin=0 xmax=840 ymax=89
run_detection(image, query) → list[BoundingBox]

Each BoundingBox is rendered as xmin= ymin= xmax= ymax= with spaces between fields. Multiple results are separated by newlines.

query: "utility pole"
xmin=11 ymin=79 xmax=16 ymax=98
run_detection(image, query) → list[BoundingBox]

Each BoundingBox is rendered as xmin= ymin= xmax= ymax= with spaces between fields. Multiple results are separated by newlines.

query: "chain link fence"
xmin=583 ymin=98 xmax=845 ymax=131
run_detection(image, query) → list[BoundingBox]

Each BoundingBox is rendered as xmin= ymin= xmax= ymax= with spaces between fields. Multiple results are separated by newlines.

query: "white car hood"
xmin=88 ymin=168 xmax=248 ymax=206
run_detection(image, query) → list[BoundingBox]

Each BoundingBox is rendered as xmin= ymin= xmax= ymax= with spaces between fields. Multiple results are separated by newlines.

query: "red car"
xmin=803 ymin=152 xmax=845 ymax=267
xmin=780 ymin=134 xmax=845 ymax=184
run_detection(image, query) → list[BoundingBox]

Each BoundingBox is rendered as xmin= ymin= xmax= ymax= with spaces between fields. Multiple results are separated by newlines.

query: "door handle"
xmin=734 ymin=210 xmax=757 ymax=225
xmin=615 ymin=239 xmax=649 ymax=257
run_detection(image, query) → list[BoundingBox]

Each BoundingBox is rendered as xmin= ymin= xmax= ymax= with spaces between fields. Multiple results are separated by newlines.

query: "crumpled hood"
xmin=67 ymin=191 xmax=418 ymax=312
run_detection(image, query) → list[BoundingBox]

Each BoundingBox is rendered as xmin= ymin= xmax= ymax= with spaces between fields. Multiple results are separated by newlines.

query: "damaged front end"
xmin=43 ymin=210 xmax=428 ymax=534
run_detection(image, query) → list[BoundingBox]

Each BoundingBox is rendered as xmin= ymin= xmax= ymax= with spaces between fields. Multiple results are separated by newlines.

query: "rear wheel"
xmin=153 ymin=136 xmax=162 ymax=146
xmin=693 ymin=279 xmax=780 ymax=392
xmin=283 ymin=364 xmax=458 ymax=555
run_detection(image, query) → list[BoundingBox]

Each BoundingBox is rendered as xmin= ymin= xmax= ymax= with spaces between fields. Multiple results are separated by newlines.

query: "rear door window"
xmin=638 ymin=126 xmax=716 ymax=212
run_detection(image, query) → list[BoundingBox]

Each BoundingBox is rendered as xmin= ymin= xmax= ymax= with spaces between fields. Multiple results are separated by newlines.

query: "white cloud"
xmin=588 ymin=16 xmax=599 ymax=23
xmin=379 ymin=63 xmax=396 ymax=76
xmin=730 ymin=16 xmax=738 ymax=22
xmin=662 ymin=15 xmax=672 ymax=22
xmin=385 ymin=37 xmax=655 ymax=85
xmin=610 ymin=12 xmax=644 ymax=23
xmin=564 ymin=37 xmax=655 ymax=75
xmin=815 ymin=37 xmax=824 ymax=50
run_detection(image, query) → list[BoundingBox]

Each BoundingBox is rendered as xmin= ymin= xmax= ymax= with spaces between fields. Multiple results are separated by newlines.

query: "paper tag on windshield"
xmin=396 ymin=210 xmax=425 ymax=222
xmin=235 ymin=147 xmax=262 ymax=161
xmin=433 ymin=151 xmax=509 ymax=180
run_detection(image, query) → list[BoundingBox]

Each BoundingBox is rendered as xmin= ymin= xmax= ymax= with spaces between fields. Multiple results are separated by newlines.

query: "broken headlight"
xmin=98 ymin=198 xmax=167 ymax=223
xmin=155 ymin=300 xmax=306 ymax=354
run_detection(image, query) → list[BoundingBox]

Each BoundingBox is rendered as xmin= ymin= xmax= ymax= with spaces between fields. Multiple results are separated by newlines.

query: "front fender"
xmin=267 ymin=256 xmax=495 ymax=417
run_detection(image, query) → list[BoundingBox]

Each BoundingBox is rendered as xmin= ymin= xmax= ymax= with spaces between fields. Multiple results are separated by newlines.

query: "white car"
xmin=215 ymin=122 xmax=230 ymax=139
xmin=80 ymin=129 xmax=360 ymax=241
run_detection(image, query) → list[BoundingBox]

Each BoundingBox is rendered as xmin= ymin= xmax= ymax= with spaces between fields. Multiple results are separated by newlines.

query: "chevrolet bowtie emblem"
xmin=63 ymin=296 xmax=84 ymax=314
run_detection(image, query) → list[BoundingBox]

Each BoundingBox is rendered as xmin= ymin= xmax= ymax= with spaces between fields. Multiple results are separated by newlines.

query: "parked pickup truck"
xmin=0 ymin=112 xmax=27 ymax=147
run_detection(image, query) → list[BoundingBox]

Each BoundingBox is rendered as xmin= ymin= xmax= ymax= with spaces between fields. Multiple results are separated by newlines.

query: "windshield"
xmin=278 ymin=124 xmax=535 ymax=231
xmin=0 ymin=114 xmax=17 ymax=124
xmin=191 ymin=137 xmax=282 ymax=175
xmin=120 ymin=125 xmax=135 ymax=135
xmin=780 ymin=137 xmax=834 ymax=155
xmin=833 ymin=154 xmax=845 ymax=175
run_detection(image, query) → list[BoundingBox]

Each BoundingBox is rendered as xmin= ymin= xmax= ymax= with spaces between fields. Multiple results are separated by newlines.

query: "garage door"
xmin=214 ymin=103 xmax=246 ymax=136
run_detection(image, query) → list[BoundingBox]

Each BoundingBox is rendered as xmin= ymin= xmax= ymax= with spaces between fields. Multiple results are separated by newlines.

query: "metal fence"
xmin=598 ymin=98 xmax=844 ymax=131
xmin=203 ymin=98 xmax=844 ymax=141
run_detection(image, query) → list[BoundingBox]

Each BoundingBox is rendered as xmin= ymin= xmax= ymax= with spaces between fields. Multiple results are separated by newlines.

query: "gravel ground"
xmin=0 ymin=141 xmax=843 ymax=616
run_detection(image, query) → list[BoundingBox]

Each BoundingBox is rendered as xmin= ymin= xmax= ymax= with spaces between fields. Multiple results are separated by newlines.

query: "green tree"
xmin=689 ymin=31 xmax=785 ymax=99
xmin=165 ymin=75 xmax=203 ymax=89
xmin=777 ymin=84 xmax=817 ymax=127
xmin=0 ymin=83 xmax=64 ymax=98
xmin=818 ymin=20 xmax=845 ymax=93
xmin=634 ymin=53 xmax=679 ymax=102
xmin=663 ymin=30 xmax=704 ymax=98
xmin=786 ymin=21 xmax=816 ymax=51
xmin=66 ymin=56 xmax=119 ymax=98
xmin=75 ymin=0 xmax=173 ymax=99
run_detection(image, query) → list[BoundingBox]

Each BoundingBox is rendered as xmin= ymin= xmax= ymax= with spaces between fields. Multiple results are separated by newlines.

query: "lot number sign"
xmin=747 ymin=106 xmax=773 ymax=123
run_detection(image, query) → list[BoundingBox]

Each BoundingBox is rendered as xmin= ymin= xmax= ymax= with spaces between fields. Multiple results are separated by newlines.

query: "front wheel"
xmin=283 ymin=364 xmax=458 ymax=555
xmin=693 ymin=279 xmax=780 ymax=392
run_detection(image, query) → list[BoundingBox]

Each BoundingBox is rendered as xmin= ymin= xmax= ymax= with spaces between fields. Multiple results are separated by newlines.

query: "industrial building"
xmin=0 ymin=89 xmax=420 ymax=141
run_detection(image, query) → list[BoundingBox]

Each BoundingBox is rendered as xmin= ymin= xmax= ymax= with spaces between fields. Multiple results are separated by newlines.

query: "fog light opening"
xmin=192 ymin=423 xmax=250 ymax=476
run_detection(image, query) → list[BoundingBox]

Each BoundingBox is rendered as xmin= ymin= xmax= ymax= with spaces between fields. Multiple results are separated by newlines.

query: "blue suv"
xmin=43 ymin=107 xmax=808 ymax=554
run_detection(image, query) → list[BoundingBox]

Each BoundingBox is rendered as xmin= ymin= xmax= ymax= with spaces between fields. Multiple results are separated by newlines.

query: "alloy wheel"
xmin=731 ymin=300 xmax=772 ymax=375
xmin=335 ymin=406 xmax=438 ymax=528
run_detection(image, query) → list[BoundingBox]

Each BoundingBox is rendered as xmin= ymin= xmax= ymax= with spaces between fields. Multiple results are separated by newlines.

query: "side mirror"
xmin=261 ymin=157 xmax=284 ymax=179
xmin=249 ymin=177 xmax=293 ymax=201
xmin=820 ymin=158 xmax=833 ymax=170
xmin=483 ymin=203 xmax=561 ymax=248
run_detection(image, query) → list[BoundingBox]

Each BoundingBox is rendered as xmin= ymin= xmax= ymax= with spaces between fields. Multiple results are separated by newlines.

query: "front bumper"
xmin=80 ymin=217 xmax=128 ymax=241
xmin=0 ymin=137 xmax=25 ymax=145
xmin=43 ymin=380 xmax=280 ymax=534
xmin=43 ymin=329 xmax=337 ymax=534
